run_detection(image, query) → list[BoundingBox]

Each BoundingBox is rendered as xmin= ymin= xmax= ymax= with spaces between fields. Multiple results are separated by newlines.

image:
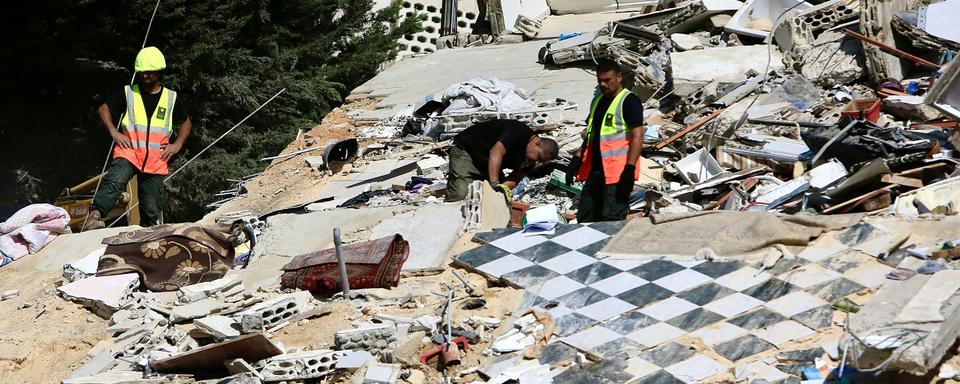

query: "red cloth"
xmin=280 ymin=234 xmax=409 ymax=293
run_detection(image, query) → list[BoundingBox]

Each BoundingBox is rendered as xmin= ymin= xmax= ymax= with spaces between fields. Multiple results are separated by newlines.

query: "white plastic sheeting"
xmin=442 ymin=77 xmax=536 ymax=113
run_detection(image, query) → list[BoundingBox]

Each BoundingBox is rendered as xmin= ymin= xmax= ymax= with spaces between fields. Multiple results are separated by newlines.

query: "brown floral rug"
xmin=280 ymin=234 xmax=409 ymax=293
xmin=97 ymin=224 xmax=235 ymax=291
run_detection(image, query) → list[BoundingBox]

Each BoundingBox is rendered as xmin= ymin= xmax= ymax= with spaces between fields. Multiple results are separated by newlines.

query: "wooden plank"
xmin=655 ymin=108 xmax=724 ymax=150
xmin=896 ymin=162 xmax=949 ymax=177
xmin=881 ymin=173 xmax=924 ymax=188
xmin=823 ymin=187 xmax=893 ymax=214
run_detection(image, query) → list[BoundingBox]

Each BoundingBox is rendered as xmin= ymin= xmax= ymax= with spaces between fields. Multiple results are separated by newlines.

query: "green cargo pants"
xmin=445 ymin=146 xmax=484 ymax=202
xmin=91 ymin=158 xmax=166 ymax=227
xmin=575 ymin=174 xmax=628 ymax=222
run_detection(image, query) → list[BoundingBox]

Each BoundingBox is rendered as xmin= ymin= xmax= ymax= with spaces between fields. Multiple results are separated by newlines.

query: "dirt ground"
xmin=0 ymin=261 xmax=109 ymax=383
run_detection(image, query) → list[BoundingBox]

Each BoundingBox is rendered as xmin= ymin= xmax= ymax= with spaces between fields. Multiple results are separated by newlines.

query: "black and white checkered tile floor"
xmin=458 ymin=221 xmax=893 ymax=383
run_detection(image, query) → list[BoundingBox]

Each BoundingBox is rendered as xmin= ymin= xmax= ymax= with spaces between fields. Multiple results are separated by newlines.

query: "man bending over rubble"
xmin=567 ymin=58 xmax=644 ymax=222
xmin=445 ymin=119 xmax=559 ymax=202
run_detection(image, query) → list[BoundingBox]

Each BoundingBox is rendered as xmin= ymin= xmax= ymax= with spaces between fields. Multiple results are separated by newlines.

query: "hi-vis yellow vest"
xmin=577 ymin=88 xmax=641 ymax=184
xmin=113 ymin=85 xmax=177 ymax=175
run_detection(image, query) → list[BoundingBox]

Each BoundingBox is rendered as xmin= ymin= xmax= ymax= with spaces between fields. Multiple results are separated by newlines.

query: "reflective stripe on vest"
xmin=576 ymin=88 xmax=641 ymax=185
xmin=113 ymin=84 xmax=178 ymax=175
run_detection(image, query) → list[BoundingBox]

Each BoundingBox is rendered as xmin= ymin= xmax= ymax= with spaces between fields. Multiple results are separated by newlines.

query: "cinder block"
xmin=258 ymin=350 xmax=347 ymax=381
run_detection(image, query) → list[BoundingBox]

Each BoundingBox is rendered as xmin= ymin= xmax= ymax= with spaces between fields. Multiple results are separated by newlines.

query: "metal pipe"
xmin=446 ymin=290 xmax=454 ymax=344
xmin=333 ymin=228 xmax=350 ymax=298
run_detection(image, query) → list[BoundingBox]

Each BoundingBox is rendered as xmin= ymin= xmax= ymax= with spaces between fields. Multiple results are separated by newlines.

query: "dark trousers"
xmin=445 ymin=146 xmax=484 ymax=202
xmin=576 ymin=173 xmax=628 ymax=222
xmin=91 ymin=158 xmax=165 ymax=226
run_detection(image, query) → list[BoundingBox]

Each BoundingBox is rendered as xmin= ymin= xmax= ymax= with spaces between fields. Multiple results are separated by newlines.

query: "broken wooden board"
xmin=823 ymin=187 xmax=893 ymax=214
xmin=153 ymin=333 xmax=282 ymax=374
xmin=881 ymin=174 xmax=923 ymax=188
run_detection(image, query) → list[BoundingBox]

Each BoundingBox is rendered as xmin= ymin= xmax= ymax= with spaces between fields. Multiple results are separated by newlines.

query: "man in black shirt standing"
xmin=82 ymin=47 xmax=191 ymax=230
xmin=566 ymin=59 xmax=645 ymax=222
xmin=446 ymin=119 xmax=559 ymax=202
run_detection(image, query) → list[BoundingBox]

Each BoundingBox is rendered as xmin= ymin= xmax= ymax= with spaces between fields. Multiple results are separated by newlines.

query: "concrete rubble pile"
xmin=37 ymin=0 xmax=960 ymax=383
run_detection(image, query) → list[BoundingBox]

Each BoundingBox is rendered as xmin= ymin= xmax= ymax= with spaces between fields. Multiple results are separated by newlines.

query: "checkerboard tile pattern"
xmin=456 ymin=222 xmax=882 ymax=383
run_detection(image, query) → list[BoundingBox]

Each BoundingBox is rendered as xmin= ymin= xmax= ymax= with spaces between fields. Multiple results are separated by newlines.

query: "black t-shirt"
xmin=105 ymin=86 xmax=189 ymax=129
xmin=588 ymin=92 xmax=644 ymax=178
xmin=454 ymin=119 xmax=535 ymax=178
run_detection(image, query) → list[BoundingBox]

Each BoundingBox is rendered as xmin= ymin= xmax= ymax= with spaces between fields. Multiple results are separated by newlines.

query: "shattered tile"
xmin=592 ymin=337 xmax=644 ymax=358
xmin=665 ymin=354 xmax=727 ymax=383
xmin=842 ymin=263 xmax=894 ymax=288
xmin=791 ymin=305 xmax=834 ymax=330
xmin=805 ymin=277 xmax=866 ymax=302
xmin=735 ymin=361 xmax=790 ymax=382
xmin=501 ymin=265 xmax=560 ymax=288
xmin=633 ymin=370 xmax=684 ymax=384
xmin=456 ymin=245 xmax=510 ymax=268
xmin=566 ymin=262 xmax=623 ymax=285
xmin=577 ymin=239 xmax=610 ymax=256
xmin=753 ymin=320 xmax=816 ymax=345
xmin=553 ymin=312 xmax=597 ymax=337
xmin=816 ymin=248 xmax=873 ymax=273
xmin=702 ymin=292 xmax=764 ymax=318
xmin=762 ymin=257 xmax=808 ymax=275
xmin=539 ymin=251 xmax=598 ymax=274
xmin=763 ymin=291 xmax=828 ymax=317
xmin=471 ymin=228 xmax=520 ymax=244
xmin=639 ymin=297 xmax=698 ymax=321
xmin=535 ymin=275 xmax=587 ymax=300
xmin=578 ymin=297 xmax=638 ymax=321
xmin=625 ymin=357 xmax=661 ymax=382
xmin=626 ymin=322 xmax=687 ymax=348
xmin=588 ymin=220 xmax=627 ymax=235
xmin=589 ymin=272 xmax=649 ymax=296
xmin=538 ymin=342 xmax=579 ymax=368
xmin=489 ymin=231 xmax=549 ymax=253
xmin=692 ymin=261 xmax=745 ymax=278
xmin=676 ymin=282 xmax=735 ymax=306
xmin=727 ymin=308 xmax=788 ymax=330
xmin=777 ymin=263 xmax=842 ymax=288
xmin=714 ymin=267 xmax=772 ymax=291
xmin=741 ymin=278 xmax=796 ymax=302
xmin=666 ymin=308 xmax=725 ymax=332
xmin=476 ymin=254 xmax=534 ymax=277
xmin=616 ymin=283 xmax=674 ymax=308
xmin=638 ymin=342 xmax=696 ymax=367
xmin=714 ymin=334 xmax=776 ymax=362
xmin=689 ymin=322 xmax=749 ymax=346
xmin=555 ymin=287 xmax=610 ymax=310
xmin=514 ymin=241 xmax=572 ymax=263
xmin=629 ymin=260 xmax=687 ymax=281
xmin=602 ymin=311 xmax=659 ymax=335
xmin=653 ymin=269 xmax=713 ymax=293
xmin=600 ymin=259 xmax=647 ymax=271
xmin=562 ymin=325 xmax=622 ymax=352
xmin=550 ymin=226 xmax=611 ymax=250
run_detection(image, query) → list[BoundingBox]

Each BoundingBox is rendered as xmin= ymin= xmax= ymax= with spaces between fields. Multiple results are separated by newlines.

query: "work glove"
xmin=490 ymin=181 xmax=514 ymax=205
xmin=616 ymin=164 xmax=636 ymax=201
xmin=565 ymin=156 xmax=582 ymax=185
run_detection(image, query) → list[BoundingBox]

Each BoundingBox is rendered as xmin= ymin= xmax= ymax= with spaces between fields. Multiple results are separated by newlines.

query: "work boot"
xmin=81 ymin=209 xmax=105 ymax=231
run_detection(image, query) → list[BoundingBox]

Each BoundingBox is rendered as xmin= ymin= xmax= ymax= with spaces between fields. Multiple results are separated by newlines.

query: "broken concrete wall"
xmin=845 ymin=270 xmax=960 ymax=374
xmin=859 ymin=0 xmax=911 ymax=81
xmin=799 ymin=31 xmax=866 ymax=86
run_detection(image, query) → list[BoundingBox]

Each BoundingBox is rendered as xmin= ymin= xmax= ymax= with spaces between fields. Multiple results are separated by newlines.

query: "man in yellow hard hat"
xmin=82 ymin=47 xmax=192 ymax=230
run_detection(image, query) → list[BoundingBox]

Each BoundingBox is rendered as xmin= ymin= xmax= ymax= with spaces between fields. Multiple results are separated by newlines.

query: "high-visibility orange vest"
xmin=577 ymin=88 xmax=641 ymax=184
xmin=113 ymin=85 xmax=177 ymax=175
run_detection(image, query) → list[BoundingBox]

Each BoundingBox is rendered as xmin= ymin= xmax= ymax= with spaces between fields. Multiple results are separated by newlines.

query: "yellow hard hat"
xmin=134 ymin=47 xmax=166 ymax=72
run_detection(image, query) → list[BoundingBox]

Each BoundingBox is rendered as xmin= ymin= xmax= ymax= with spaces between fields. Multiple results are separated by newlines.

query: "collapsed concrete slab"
xmin=58 ymin=273 xmax=140 ymax=318
xmin=670 ymin=45 xmax=785 ymax=96
xmin=370 ymin=203 xmax=464 ymax=272
xmin=845 ymin=270 xmax=960 ymax=374
xmin=925 ymin=56 xmax=960 ymax=119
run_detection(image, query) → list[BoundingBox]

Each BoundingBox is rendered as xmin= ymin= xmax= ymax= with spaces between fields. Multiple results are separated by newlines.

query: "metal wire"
xmin=81 ymin=0 xmax=163 ymax=232
xmin=104 ymin=88 xmax=287 ymax=228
